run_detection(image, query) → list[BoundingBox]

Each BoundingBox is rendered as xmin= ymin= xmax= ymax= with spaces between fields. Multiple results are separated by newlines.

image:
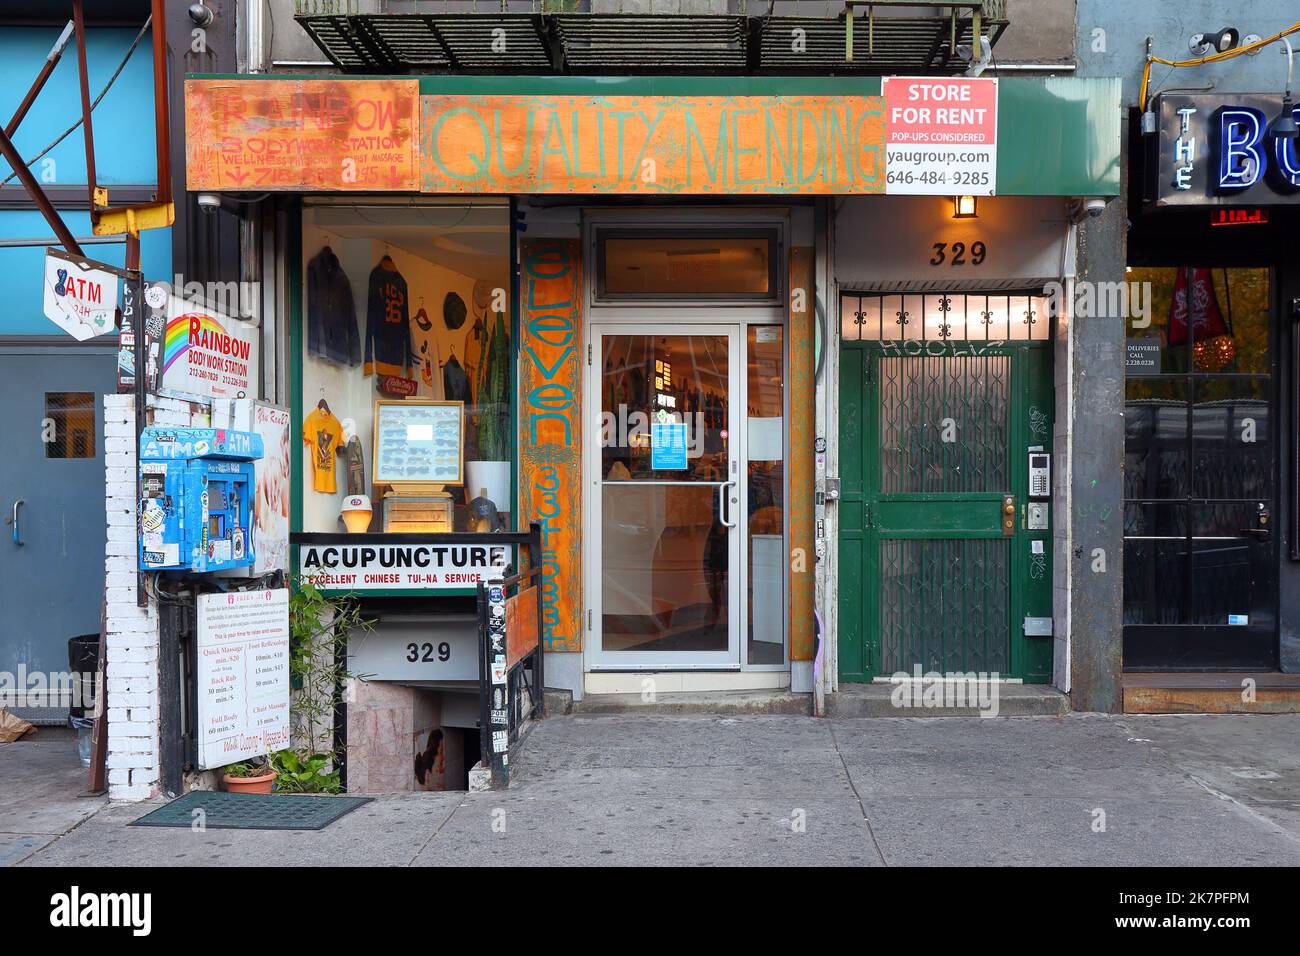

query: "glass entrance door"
xmin=588 ymin=325 xmax=742 ymax=668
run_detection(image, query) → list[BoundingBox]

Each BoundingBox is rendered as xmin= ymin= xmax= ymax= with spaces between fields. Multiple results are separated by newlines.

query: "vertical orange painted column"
xmin=518 ymin=239 xmax=584 ymax=653
xmin=788 ymin=246 xmax=815 ymax=662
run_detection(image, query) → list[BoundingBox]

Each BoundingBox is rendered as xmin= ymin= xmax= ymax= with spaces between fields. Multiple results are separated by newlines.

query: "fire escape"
xmin=295 ymin=1 xmax=1008 ymax=75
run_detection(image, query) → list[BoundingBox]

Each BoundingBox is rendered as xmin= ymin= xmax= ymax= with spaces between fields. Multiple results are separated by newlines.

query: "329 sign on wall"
xmin=348 ymin=626 xmax=478 ymax=681
xmin=405 ymin=641 xmax=451 ymax=663
xmin=930 ymin=240 xmax=988 ymax=266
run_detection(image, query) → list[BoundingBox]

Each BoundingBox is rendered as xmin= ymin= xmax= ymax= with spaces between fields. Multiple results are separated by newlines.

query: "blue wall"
xmin=1076 ymin=3 xmax=1299 ymax=104
xmin=0 ymin=25 xmax=171 ymax=336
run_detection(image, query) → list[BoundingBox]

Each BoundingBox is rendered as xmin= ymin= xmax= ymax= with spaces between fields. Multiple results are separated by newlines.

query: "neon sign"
xmin=1214 ymin=105 xmax=1300 ymax=193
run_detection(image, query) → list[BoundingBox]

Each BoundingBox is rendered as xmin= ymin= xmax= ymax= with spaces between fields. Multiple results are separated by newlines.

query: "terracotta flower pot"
xmin=222 ymin=770 xmax=277 ymax=794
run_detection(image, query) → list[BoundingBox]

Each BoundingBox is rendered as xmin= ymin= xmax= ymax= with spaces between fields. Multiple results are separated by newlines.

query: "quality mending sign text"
xmin=299 ymin=543 xmax=512 ymax=591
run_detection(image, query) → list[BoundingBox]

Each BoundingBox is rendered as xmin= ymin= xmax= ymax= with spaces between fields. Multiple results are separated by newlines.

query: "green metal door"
xmin=839 ymin=339 xmax=1054 ymax=683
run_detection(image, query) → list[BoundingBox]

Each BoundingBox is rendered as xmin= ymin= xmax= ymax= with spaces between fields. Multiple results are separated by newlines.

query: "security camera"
xmin=196 ymin=193 xmax=222 ymax=214
xmin=1067 ymin=197 xmax=1111 ymax=223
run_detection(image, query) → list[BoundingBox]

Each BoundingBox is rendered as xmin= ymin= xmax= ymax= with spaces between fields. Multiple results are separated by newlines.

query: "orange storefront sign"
xmin=421 ymin=94 xmax=885 ymax=195
xmin=185 ymin=79 xmax=420 ymax=192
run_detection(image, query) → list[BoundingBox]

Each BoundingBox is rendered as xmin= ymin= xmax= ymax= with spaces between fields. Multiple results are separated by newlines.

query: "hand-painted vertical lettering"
xmin=789 ymin=246 xmax=816 ymax=662
xmin=518 ymin=240 xmax=584 ymax=652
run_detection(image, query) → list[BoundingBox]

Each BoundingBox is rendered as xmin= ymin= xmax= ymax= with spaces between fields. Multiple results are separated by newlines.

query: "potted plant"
xmin=277 ymin=581 xmax=371 ymax=793
xmin=466 ymin=308 xmax=512 ymax=519
xmin=222 ymin=759 xmax=277 ymax=794
xmin=269 ymin=749 xmax=342 ymax=793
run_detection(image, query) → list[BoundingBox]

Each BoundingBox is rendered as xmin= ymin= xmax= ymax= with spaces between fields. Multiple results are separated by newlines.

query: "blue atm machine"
xmin=138 ymin=428 xmax=264 ymax=573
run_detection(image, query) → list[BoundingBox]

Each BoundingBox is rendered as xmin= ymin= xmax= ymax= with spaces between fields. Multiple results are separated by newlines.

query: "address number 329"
xmin=930 ymin=241 xmax=987 ymax=266
xmin=406 ymin=641 xmax=451 ymax=663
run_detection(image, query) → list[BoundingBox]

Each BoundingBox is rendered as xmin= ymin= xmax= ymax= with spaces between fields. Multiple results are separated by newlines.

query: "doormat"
xmin=128 ymin=791 xmax=373 ymax=831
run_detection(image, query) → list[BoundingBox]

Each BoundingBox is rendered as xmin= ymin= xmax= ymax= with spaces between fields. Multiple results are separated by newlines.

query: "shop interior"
xmin=300 ymin=201 xmax=513 ymax=536
xmin=300 ymin=201 xmax=511 ymax=792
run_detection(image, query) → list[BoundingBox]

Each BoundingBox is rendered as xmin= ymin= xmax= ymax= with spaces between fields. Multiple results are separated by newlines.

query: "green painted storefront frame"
xmin=287 ymin=198 xmax=519 ymax=599
xmin=238 ymin=71 xmax=1110 ymax=604
xmin=190 ymin=73 xmax=1121 ymax=196
xmin=838 ymin=340 xmax=1055 ymax=683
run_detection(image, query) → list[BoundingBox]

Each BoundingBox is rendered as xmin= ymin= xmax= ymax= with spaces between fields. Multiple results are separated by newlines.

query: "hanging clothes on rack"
xmin=442 ymin=349 xmax=471 ymax=404
xmin=363 ymin=255 xmax=411 ymax=377
xmin=306 ymin=244 xmax=360 ymax=367
xmin=464 ymin=315 xmax=486 ymax=405
xmin=410 ymin=302 xmax=445 ymax=400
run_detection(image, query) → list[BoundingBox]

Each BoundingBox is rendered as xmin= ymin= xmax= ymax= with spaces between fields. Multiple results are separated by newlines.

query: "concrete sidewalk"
xmin=12 ymin=713 xmax=1300 ymax=867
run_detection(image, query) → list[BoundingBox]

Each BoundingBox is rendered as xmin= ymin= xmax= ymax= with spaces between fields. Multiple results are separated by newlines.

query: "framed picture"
xmin=372 ymin=399 xmax=464 ymax=488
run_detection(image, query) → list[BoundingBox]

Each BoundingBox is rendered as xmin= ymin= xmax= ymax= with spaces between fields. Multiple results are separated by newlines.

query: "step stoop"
xmin=571 ymin=689 xmax=813 ymax=716
xmin=827 ymin=682 xmax=1068 ymax=718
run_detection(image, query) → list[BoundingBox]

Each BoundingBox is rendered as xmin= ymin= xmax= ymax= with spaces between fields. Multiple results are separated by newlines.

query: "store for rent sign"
xmin=421 ymin=94 xmax=885 ymax=194
xmin=883 ymin=77 xmax=998 ymax=195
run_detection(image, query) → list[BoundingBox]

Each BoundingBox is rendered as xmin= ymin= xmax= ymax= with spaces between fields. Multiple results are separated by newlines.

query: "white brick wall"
xmin=103 ymin=395 xmax=160 ymax=801
xmin=102 ymin=395 xmax=209 ymax=800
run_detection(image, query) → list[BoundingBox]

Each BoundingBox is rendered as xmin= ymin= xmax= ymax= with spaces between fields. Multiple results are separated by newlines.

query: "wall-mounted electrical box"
xmin=138 ymin=427 xmax=263 ymax=573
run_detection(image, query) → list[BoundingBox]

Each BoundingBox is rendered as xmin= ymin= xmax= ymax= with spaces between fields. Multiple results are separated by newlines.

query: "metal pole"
xmin=4 ymin=21 xmax=74 ymax=138
xmin=125 ymin=232 xmax=147 ymax=608
xmin=0 ymin=126 xmax=84 ymax=256
xmin=149 ymin=0 xmax=171 ymax=206
xmin=0 ymin=235 xmax=125 ymax=249
xmin=72 ymin=0 xmax=99 ymax=215
xmin=531 ymin=522 xmax=545 ymax=717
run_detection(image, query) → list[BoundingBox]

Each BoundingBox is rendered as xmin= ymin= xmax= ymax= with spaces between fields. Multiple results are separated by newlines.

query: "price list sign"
xmin=196 ymin=589 xmax=291 ymax=770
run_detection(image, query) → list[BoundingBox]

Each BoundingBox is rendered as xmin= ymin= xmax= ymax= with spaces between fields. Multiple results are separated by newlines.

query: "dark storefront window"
xmin=1124 ymin=266 xmax=1275 ymax=668
xmin=44 ymin=392 xmax=96 ymax=459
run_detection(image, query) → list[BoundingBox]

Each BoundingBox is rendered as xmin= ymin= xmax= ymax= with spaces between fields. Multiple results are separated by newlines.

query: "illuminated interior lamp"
xmin=952 ymin=195 xmax=978 ymax=219
xmin=1269 ymin=38 xmax=1297 ymax=140
xmin=1188 ymin=27 xmax=1240 ymax=56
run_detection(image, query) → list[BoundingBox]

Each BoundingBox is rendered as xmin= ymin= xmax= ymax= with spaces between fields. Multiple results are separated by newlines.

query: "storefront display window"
xmin=1123 ymin=267 xmax=1272 ymax=635
xmin=300 ymin=202 xmax=514 ymax=535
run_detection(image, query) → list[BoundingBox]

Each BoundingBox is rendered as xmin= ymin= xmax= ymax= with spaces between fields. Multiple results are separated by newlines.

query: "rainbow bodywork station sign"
xmin=160 ymin=300 xmax=258 ymax=401
xmin=420 ymin=95 xmax=886 ymax=194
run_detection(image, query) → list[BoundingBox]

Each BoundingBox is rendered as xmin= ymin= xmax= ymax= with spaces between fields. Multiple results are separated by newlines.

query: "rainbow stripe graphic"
xmin=162 ymin=313 xmax=228 ymax=374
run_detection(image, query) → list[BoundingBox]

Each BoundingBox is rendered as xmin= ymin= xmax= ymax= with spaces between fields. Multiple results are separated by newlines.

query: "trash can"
xmin=71 ymin=716 xmax=94 ymax=768
xmin=67 ymin=633 xmax=100 ymax=721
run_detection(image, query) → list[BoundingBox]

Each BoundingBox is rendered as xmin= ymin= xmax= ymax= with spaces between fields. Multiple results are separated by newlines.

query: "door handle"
xmin=718 ymin=479 xmax=738 ymax=529
xmin=5 ymin=499 xmax=23 ymax=546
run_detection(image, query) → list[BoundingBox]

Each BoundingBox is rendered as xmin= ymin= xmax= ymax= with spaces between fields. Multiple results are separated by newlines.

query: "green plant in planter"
xmin=475 ymin=310 xmax=510 ymax=463
xmin=282 ymin=580 xmax=373 ymax=793
xmin=222 ymin=759 xmax=271 ymax=778
xmin=268 ymin=750 xmax=340 ymax=793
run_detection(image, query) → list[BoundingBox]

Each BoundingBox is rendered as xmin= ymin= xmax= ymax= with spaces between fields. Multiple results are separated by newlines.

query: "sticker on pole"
xmin=42 ymin=248 xmax=120 ymax=340
xmin=883 ymin=77 xmax=998 ymax=195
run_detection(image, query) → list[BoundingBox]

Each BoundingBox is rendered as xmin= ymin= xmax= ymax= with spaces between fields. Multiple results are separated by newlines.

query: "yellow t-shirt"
xmin=303 ymin=408 xmax=345 ymax=494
